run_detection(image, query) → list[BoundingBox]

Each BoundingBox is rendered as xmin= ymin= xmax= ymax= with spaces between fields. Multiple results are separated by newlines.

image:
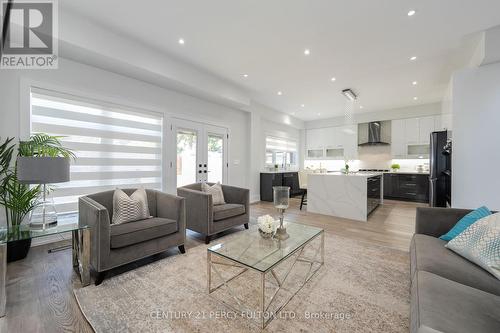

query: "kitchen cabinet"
xmin=260 ymin=172 xmax=301 ymax=202
xmin=383 ymin=173 xmax=429 ymax=203
xmin=305 ymin=125 xmax=357 ymax=160
xmin=306 ymin=148 xmax=324 ymax=159
xmin=391 ymin=115 xmax=442 ymax=159
xmin=405 ymin=118 xmax=420 ymax=143
xmin=391 ymin=119 xmax=406 ymax=158
xmin=418 ymin=116 xmax=435 ymax=144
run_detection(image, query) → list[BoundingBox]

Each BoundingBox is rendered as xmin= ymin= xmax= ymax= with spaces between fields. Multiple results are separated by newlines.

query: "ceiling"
xmin=60 ymin=0 xmax=500 ymax=121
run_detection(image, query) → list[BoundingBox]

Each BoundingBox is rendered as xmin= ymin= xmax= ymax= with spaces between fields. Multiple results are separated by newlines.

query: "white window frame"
xmin=265 ymin=135 xmax=298 ymax=168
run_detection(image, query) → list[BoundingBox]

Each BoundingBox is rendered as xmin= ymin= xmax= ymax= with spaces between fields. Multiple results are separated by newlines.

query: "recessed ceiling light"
xmin=360 ymin=105 xmax=364 ymax=109
xmin=301 ymin=104 xmax=305 ymax=108
xmin=242 ymin=74 xmax=248 ymax=78
xmin=304 ymin=49 xmax=310 ymax=55
xmin=407 ymin=10 xmax=416 ymax=16
xmin=412 ymin=81 xmax=418 ymax=85
xmin=178 ymin=38 xmax=185 ymax=45
xmin=413 ymin=97 xmax=418 ymax=101
xmin=317 ymin=113 xmax=321 ymax=116
xmin=331 ymin=77 xmax=336 ymax=82
xmin=277 ymin=91 xmax=283 ymax=96
xmin=410 ymin=56 xmax=417 ymax=61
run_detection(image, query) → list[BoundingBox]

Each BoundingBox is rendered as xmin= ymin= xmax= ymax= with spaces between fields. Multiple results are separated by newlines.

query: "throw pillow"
xmin=201 ymin=182 xmax=226 ymax=205
xmin=439 ymin=206 xmax=491 ymax=241
xmin=112 ymin=188 xmax=151 ymax=224
xmin=446 ymin=212 xmax=500 ymax=280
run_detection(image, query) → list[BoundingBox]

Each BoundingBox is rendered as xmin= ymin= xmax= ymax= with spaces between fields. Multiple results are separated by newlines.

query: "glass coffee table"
xmin=0 ymin=214 xmax=90 ymax=317
xmin=207 ymin=222 xmax=324 ymax=328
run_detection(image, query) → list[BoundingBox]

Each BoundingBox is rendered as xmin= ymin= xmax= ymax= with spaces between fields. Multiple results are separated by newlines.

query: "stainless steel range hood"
xmin=358 ymin=121 xmax=390 ymax=146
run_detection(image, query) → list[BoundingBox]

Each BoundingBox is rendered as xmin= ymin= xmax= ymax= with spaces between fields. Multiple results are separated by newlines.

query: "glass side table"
xmin=0 ymin=214 xmax=90 ymax=317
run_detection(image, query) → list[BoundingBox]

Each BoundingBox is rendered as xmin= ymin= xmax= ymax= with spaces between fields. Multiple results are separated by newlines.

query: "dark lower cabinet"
xmin=383 ymin=173 xmax=429 ymax=203
xmin=260 ymin=172 xmax=301 ymax=202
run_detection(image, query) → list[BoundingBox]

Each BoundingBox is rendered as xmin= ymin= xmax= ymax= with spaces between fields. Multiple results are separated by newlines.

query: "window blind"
xmin=265 ymin=136 xmax=297 ymax=152
xmin=30 ymin=89 xmax=163 ymax=214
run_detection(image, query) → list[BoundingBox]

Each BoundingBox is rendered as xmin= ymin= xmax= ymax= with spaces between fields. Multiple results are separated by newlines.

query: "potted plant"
xmin=343 ymin=158 xmax=351 ymax=174
xmin=0 ymin=134 xmax=74 ymax=262
xmin=391 ymin=163 xmax=401 ymax=172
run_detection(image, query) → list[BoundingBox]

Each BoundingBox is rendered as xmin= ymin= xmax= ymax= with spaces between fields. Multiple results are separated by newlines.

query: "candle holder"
xmin=273 ymin=186 xmax=290 ymax=240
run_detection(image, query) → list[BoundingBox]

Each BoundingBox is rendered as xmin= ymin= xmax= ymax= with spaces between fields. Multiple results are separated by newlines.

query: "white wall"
xmin=451 ymin=62 xmax=500 ymax=210
xmin=0 ymin=58 xmax=254 ymax=225
xmin=247 ymin=102 xmax=304 ymax=202
xmin=0 ymin=58 xmax=304 ymax=223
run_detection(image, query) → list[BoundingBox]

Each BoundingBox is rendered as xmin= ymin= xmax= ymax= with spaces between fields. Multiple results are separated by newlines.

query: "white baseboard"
xmin=31 ymin=233 xmax=71 ymax=247
xmin=250 ymin=194 xmax=260 ymax=204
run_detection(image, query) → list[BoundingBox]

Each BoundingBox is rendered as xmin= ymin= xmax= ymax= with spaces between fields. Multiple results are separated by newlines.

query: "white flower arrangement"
xmin=257 ymin=214 xmax=275 ymax=234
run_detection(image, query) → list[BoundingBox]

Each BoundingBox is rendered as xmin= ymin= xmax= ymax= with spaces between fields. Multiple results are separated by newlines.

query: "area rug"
xmin=74 ymin=229 xmax=410 ymax=332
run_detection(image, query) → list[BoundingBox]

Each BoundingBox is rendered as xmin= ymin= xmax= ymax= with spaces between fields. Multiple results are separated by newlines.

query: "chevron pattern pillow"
xmin=201 ymin=182 xmax=226 ymax=205
xmin=446 ymin=212 xmax=500 ymax=280
xmin=112 ymin=188 xmax=151 ymax=224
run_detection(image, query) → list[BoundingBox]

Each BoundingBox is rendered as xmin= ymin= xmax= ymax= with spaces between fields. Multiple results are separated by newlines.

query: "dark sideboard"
xmin=260 ymin=172 xmax=301 ymax=202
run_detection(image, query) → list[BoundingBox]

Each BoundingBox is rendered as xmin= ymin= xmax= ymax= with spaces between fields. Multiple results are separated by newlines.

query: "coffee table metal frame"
xmin=207 ymin=229 xmax=324 ymax=329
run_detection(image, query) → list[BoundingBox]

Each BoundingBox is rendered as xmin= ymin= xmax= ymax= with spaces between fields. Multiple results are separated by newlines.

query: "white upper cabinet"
xmin=306 ymin=128 xmax=324 ymax=148
xmin=391 ymin=115 xmax=443 ymax=158
xmin=341 ymin=124 xmax=358 ymax=160
xmin=391 ymin=119 xmax=406 ymax=158
xmin=418 ymin=116 xmax=435 ymax=143
xmin=404 ymin=118 xmax=420 ymax=143
xmin=305 ymin=124 xmax=357 ymax=160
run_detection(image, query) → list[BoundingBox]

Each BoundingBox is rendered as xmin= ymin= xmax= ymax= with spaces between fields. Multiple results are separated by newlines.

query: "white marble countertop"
xmin=310 ymin=172 xmax=383 ymax=178
xmin=385 ymin=171 xmax=429 ymax=175
xmin=260 ymin=170 xmax=298 ymax=174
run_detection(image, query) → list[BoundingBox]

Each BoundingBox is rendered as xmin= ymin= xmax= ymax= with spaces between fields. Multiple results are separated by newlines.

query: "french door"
xmin=170 ymin=119 xmax=228 ymax=189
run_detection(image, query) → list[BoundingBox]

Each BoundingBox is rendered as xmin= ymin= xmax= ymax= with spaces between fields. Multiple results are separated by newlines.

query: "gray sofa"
xmin=79 ymin=189 xmax=186 ymax=285
xmin=177 ymin=183 xmax=249 ymax=244
xmin=411 ymin=207 xmax=500 ymax=333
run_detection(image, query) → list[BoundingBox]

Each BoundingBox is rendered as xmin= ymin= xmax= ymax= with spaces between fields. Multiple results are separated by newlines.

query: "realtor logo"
xmin=1 ymin=0 xmax=58 ymax=69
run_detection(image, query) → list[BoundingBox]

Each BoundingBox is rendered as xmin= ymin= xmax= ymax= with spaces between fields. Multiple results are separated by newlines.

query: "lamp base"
xmin=29 ymin=219 xmax=58 ymax=229
xmin=29 ymin=197 xmax=58 ymax=229
xmin=274 ymin=226 xmax=289 ymax=240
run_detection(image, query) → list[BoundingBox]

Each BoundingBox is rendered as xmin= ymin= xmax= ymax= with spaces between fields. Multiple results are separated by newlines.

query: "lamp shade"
xmin=17 ymin=157 xmax=70 ymax=184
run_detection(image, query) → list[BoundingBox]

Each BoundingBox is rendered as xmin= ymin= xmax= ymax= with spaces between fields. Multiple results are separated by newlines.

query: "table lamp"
xmin=17 ymin=156 xmax=70 ymax=229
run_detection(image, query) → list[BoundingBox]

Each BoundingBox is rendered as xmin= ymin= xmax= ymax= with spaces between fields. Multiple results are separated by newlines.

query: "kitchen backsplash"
xmin=304 ymin=145 xmax=429 ymax=172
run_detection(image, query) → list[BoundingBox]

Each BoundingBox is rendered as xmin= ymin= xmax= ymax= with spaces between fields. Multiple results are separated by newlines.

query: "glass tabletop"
xmin=208 ymin=222 xmax=323 ymax=272
xmin=0 ymin=214 xmax=88 ymax=244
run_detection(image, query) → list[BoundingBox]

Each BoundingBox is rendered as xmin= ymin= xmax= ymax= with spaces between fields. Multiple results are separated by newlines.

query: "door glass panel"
xmin=177 ymin=130 xmax=197 ymax=187
xmin=207 ymin=134 xmax=223 ymax=183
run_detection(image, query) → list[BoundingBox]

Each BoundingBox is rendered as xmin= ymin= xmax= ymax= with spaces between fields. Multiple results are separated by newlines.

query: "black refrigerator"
xmin=429 ymin=131 xmax=451 ymax=207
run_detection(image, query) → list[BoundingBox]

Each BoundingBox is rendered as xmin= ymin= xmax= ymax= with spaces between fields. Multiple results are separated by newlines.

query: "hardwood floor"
xmin=0 ymin=199 xmax=423 ymax=332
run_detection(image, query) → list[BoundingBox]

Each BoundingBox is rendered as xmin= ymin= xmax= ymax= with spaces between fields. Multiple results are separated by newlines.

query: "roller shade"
xmin=265 ymin=136 xmax=297 ymax=152
xmin=30 ymin=89 xmax=163 ymax=214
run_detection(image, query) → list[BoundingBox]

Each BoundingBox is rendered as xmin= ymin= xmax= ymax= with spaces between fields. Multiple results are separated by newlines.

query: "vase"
xmin=273 ymin=186 xmax=290 ymax=240
xmin=7 ymin=238 xmax=32 ymax=262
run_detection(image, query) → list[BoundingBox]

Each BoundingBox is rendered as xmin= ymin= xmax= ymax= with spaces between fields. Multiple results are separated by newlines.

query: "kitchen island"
xmin=307 ymin=172 xmax=383 ymax=222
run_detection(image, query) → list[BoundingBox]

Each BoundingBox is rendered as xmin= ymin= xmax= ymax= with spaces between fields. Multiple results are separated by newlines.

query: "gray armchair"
xmin=177 ymin=183 xmax=249 ymax=244
xmin=79 ymin=189 xmax=185 ymax=285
